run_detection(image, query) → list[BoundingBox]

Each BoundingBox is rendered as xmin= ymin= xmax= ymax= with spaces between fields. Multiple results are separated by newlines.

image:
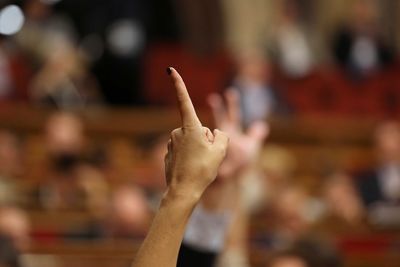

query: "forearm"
xmin=132 ymin=192 xmax=199 ymax=267
xmin=132 ymin=67 xmax=228 ymax=267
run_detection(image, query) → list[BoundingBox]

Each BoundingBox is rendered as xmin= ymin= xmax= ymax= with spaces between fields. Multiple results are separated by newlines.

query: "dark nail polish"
xmin=166 ymin=67 xmax=172 ymax=75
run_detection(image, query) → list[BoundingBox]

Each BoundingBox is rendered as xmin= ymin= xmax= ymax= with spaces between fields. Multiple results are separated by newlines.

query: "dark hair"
xmin=266 ymin=238 xmax=343 ymax=267
xmin=293 ymin=238 xmax=342 ymax=267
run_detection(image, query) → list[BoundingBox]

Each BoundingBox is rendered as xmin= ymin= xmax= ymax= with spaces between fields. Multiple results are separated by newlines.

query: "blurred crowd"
xmin=0 ymin=0 xmax=400 ymax=267
xmin=0 ymin=107 xmax=398 ymax=267
xmin=0 ymin=0 xmax=399 ymax=107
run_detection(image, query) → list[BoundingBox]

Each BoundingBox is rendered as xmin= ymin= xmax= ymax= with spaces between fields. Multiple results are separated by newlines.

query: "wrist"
xmin=162 ymin=186 xmax=202 ymax=208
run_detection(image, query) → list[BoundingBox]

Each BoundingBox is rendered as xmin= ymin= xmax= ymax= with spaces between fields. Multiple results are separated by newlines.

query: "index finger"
xmin=167 ymin=67 xmax=202 ymax=128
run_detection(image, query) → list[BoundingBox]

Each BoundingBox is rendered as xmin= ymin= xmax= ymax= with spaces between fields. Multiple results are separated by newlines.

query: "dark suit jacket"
xmin=356 ymin=169 xmax=385 ymax=208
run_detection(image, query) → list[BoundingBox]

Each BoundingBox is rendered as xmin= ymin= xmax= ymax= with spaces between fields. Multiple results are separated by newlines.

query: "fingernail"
xmin=166 ymin=67 xmax=172 ymax=75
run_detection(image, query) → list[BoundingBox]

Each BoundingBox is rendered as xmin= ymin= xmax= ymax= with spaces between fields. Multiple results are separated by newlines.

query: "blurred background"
xmin=0 ymin=0 xmax=400 ymax=266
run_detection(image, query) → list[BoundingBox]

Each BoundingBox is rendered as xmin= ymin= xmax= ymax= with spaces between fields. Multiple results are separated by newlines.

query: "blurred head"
xmin=272 ymin=186 xmax=312 ymax=240
xmin=24 ymin=0 xmax=52 ymax=21
xmin=259 ymin=145 xmax=297 ymax=188
xmin=45 ymin=112 xmax=84 ymax=169
xmin=350 ymin=0 xmax=378 ymax=32
xmin=374 ymin=121 xmax=400 ymax=163
xmin=110 ymin=186 xmax=150 ymax=237
xmin=281 ymin=0 xmax=301 ymax=22
xmin=76 ymin=163 xmax=109 ymax=218
xmin=236 ymin=51 xmax=271 ymax=84
xmin=0 ymin=206 xmax=30 ymax=251
xmin=323 ymin=172 xmax=364 ymax=224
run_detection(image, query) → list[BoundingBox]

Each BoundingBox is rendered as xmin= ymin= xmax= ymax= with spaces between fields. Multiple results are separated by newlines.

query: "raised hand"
xmin=132 ymin=68 xmax=228 ymax=267
xmin=164 ymin=67 xmax=229 ymax=200
xmin=208 ymin=89 xmax=269 ymax=179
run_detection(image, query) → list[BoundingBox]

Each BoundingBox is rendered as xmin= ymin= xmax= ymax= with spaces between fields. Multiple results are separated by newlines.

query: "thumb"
xmin=212 ymin=129 xmax=229 ymax=161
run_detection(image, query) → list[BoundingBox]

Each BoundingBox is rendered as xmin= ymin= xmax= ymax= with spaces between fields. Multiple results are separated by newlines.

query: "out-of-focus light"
xmin=107 ymin=19 xmax=145 ymax=57
xmin=0 ymin=5 xmax=25 ymax=36
xmin=40 ymin=0 xmax=62 ymax=5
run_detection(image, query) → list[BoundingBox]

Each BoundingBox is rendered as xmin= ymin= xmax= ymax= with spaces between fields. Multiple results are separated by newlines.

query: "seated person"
xmin=355 ymin=121 xmax=400 ymax=226
xmin=331 ymin=0 xmax=394 ymax=77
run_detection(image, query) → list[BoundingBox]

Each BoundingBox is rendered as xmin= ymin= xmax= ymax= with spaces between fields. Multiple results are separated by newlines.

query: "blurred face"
xmin=324 ymin=173 xmax=364 ymax=223
xmin=375 ymin=122 xmax=400 ymax=162
xmin=351 ymin=0 xmax=378 ymax=32
xmin=45 ymin=112 xmax=84 ymax=156
xmin=237 ymin=52 xmax=270 ymax=84
xmin=0 ymin=208 xmax=30 ymax=251
xmin=282 ymin=0 xmax=300 ymax=21
xmin=111 ymin=187 xmax=150 ymax=235
xmin=269 ymin=256 xmax=307 ymax=267
xmin=274 ymin=188 xmax=309 ymax=238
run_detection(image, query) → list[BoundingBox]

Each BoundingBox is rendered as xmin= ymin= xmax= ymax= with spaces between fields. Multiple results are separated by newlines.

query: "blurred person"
xmin=178 ymin=89 xmax=268 ymax=267
xmin=258 ymin=145 xmax=297 ymax=203
xmin=216 ymin=145 xmax=296 ymax=267
xmin=14 ymin=0 xmax=101 ymax=108
xmin=33 ymin=112 xmax=108 ymax=211
xmin=322 ymin=172 xmax=365 ymax=228
xmin=272 ymin=0 xmax=315 ymax=78
xmin=29 ymin=38 xmax=102 ymax=108
xmin=0 ymin=205 xmax=30 ymax=252
xmin=44 ymin=111 xmax=84 ymax=168
xmin=355 ymin=121 xmax=400 ymax=226
xmin=331 ymin=0 xmax=394 ymax=77
xmin=230 ymin=52 xmax=280 ymax=128
xmin=132 ymin=68 xmax=229 ymax=267
xmin=75 ymin=162 xmax=110 ymax=218
xmin=36 ymin=158 xmax=109 ymax=212
xmin=66 ymin=184 xmax=150 ymax=240
xmin=269 ymin=185 xmax=325 ymax=249
xmin=270 ymin=186 xmax=311 ymax=246
xmin=15 ymin=0 xmax=77 ymax=64
xmin=108 ymin=185 xmax=151 ymax=238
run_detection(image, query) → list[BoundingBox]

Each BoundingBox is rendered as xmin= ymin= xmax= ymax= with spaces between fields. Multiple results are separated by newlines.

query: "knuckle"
xmin=170 ymin=128 xmax=182 ymax=139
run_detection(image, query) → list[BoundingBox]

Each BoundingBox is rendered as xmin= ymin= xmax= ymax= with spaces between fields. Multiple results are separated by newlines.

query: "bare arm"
xmin=132 ymin=67 xmax=228 ymax=267
xmin=202 ymin=89 xmax=269 ymax=212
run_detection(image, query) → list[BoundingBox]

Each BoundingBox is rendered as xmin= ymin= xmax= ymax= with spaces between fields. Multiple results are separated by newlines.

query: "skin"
xmin=131 ymin=68 xmax=229 ymax=267
xmin=202 ymin=89 xmax=269 ymax=263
